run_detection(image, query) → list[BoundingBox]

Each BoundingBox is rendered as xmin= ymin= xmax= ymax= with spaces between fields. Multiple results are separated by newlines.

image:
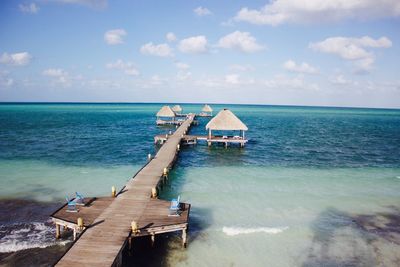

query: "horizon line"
xmin=0 ymin=101 xmax=399 ymax=110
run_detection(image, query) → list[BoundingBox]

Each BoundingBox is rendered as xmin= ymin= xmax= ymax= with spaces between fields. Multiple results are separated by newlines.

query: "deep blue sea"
xmin=0 ymin=103 xmax=399 ymax=266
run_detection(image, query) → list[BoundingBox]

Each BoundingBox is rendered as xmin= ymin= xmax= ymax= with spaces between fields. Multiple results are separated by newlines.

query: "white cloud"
xmin=218 ymin=31 xmax=264 ymax=53
xmin=43 ymin=68 xmax=67 ymax=77
xmin=283 ymin=60 xmax=318 ymax=74
xmin=104 ymin=29 xmax=127 ymax=45
xmin=179 ymin=36 xmax=208 ymax=54
xmin=228 ymin=64 xmax=255 ymax=72
xmin=0 ymin=52 xmax=32 ymax=66
xmin=264 ymin=74 xmax=319 ymax=91
xmin=140 ymin=42 xmax=173 ymax=57
xmin=0 ymin=71 xmax=13 ymax=88
xmin=329 ymin=75 xmax=357 ymax=85
xmin=234 ymin=0 xmax=400 ymax=26
xmin=177 ymin=71 xmax=192 ymax=81
xmin=52 ymin=0 xmax=107 ymax=9
xmin=175 ymin=62 xmax=190 ymax=70
xmin=42 ymin=68 xmax=71 ymax=86
xmin=106 ymin=60 xmax=139 ymax=76
xmin=229 ymin=64 xmax=255 ymax=72
xmin=309 ymin=36 xmax=392 ymax=72
xmin=225 ymin=74 xmax=240 ymax=85
xmin=19 ymin=3 xmax=39 ymax=13
xmin=194 ymin=6 xmax=212 ymax=16
xmin=166 ymin=32 xmax=177 ymax=42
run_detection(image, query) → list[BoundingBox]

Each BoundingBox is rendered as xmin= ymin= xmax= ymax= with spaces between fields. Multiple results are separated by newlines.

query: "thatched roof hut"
xmin=156 ymin=105 xmax=175 ymax=118
xmin=172 ymin=105 xmax=182 ymax=113
xmin=206 ymin=109 xmax=248 ymax=131
xmin=202 ymin=104 xmax=213 ymax=113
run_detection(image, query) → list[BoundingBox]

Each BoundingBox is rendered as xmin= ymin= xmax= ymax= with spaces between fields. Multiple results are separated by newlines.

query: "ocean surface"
xmin=0 ymin=103 xmax=399 ymax=266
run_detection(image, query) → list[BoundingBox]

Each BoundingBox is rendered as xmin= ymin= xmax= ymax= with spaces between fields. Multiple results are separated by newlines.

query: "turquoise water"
xmin=0 ymin=103 xmax=400 ymax=265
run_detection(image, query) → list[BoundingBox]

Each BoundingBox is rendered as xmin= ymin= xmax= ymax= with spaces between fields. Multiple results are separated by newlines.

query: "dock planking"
xmin=55 ymin=114 xmax=195 ymax=267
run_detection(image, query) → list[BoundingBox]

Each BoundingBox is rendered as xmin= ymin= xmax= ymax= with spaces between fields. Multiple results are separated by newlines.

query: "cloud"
xmin=166 ymin=32 xmax=177 ymax=42
xmin=42 ymin=68 xmax=71 ymax=86
xmin=175 ymin=62 xmax=190 ymax=70
xmin=229 ymin=64 xmax=255 ymax=72
xmin=225 ymin=74 xmax=240 ymax=85
xmin=140 ymin=42 xmax=173 ymax=57
xmin=0 ymin=71 xmax=13 ymax=88
xmin=264 ymin=74 xmax=319 ymax=91
xmin=104 ymin=29 xmax=127 ymax=45
xmin=179 ymin=36 xmax=208 ymax=54
xmin=234 ymin=0 xmax=400 ymax=26
xmin=218 ymin=31 xmax=264 ymax=53
xmin=0 ymin=52 xmax=32 ymax=66
xmin=194 ymin=6 xmax=212 ymax=16
xmin=106 ymin=60 xmax=139 ymax=76
xmin=51 ymin=0 xmax=107 ymax=9
xmin=283 ymin=60 xmax=318 ymax=74
xmin=309 ymin=36 xmax=392 ymax=72
xmin=329 ymin=75 xmax=357 ymax=85
xmin=19 ymin=3 xmax=39 ymax=13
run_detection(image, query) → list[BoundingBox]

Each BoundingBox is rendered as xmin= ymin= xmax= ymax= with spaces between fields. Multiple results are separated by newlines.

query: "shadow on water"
xmin=303 ymin=206 xmax=400 ymax=267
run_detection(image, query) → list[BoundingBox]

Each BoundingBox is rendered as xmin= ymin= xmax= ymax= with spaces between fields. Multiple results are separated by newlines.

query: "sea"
xmin=0 ymin=103 xmax=399 ymax=266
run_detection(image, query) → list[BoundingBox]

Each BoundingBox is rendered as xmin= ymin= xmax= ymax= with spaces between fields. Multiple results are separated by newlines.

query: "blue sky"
xmin=0 ymin=0 xmax=399 ymax=108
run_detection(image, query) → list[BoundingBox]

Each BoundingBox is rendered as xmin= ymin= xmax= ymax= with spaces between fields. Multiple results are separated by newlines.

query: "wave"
xmin=222 ymin=226 xmax=288 ymax=236
xmin=0 ymin=222 xmax=68 ymax=253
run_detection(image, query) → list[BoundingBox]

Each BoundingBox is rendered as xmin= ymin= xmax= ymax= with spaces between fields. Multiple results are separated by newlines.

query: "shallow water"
xmin=0 ymin=103 xmax=399 ymax=266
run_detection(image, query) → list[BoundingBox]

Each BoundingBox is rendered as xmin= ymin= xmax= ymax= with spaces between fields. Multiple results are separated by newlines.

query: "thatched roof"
xmin=206 ymin=109 xmax=248 ymax=131
xmin=202 ymin=104 xmax=213 ymax=112
xmin=172 ymin=105 xmax=182 ymax=112
xmin=156 ymin=106 xmax=175 ymax=117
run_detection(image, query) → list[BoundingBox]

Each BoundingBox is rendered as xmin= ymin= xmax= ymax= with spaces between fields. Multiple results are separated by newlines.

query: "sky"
xmin=0 ymin=0 xmax=399 ymax=108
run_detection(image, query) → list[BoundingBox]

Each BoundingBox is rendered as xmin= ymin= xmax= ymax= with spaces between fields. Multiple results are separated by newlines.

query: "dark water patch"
xmin=0 ymin=199 xmax=59 ymax=224
xmin=304 ymin=206 xmax=400 ymax=267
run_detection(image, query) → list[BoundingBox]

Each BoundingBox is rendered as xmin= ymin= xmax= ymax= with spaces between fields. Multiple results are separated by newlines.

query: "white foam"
xmin=0 ymin=222 xmax=69 ymax=253
xmin=396 ymin=176 xmax=400 ymax=179
xmin=222 ymin=226 xmax=288 ymax=236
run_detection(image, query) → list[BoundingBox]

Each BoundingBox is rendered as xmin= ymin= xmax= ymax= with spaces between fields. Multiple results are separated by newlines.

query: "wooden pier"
xmin=154 ymin=134 xmax=247 ymax=147
xmin=53 ymin=114 xmax=195 ymax=267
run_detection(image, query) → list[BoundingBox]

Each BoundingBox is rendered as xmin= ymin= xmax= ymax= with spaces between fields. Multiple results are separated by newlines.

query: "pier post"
xmin=182 ymin=227 xmax=187 ymax=248
xmin=150 ymin=233 xmax=155 ymax=247
xmin=73 ymin=228 xmax=77 ymax=241
xmin=151 ymin=187 xmax=158 ymax=198
xmin=56 ymin=224 xmax=60 ymax=239
xmin=128 ymin=236 xmax=132 ymax=251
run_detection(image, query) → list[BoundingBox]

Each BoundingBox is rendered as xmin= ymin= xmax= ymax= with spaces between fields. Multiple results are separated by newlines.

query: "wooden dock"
xmin=154 ymin=134 xmax=247 ymax=147
xmin=53 ymin=114 xmax=195 ymax=267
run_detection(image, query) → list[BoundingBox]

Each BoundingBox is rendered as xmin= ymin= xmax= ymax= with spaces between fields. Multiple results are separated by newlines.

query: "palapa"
xmin=156 ymin=106 xmax=176 ymax=117
xmin=202 ymin=104 xmax=213 ymax=113
xmin=206 ymin=109 xmax=248 ymax=131
xmin=172 ymin=105 xmax=183 ymax=113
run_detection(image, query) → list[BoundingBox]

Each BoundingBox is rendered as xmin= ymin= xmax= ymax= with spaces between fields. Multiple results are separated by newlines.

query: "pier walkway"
xmin=55 ymin=114 xmax=195 ymax=267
